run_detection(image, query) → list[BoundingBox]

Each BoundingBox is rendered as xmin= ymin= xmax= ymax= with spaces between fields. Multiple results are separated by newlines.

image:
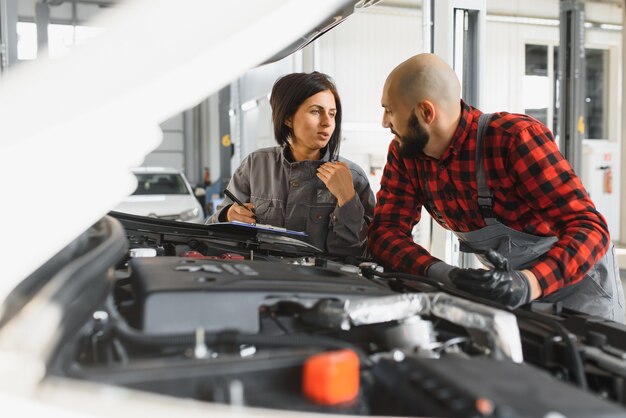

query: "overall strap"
xmin=475 ymin=113 xmax=499 ymax=226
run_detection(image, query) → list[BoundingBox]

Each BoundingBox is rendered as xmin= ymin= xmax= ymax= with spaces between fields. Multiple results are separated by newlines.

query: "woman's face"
xmin=285 ymin=90 xmax=336 ymax=154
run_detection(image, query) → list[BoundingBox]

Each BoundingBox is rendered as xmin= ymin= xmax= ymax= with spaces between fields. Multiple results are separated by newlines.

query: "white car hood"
xmin=115 ymin=195 xmax=200 ymax=218
xmin=0 ymin=0 xmax=355 ymax=304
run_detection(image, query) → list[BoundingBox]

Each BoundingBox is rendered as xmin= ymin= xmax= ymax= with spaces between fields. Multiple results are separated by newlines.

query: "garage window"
xmin=17 ymin=22 xmax=103 ymax=61
xmin=524 ymin=43 xmax=609 ymax=140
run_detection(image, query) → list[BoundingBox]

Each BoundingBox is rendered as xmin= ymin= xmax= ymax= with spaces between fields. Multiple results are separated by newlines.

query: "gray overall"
xmin=426 ymin=113 xmax=624 ymax=321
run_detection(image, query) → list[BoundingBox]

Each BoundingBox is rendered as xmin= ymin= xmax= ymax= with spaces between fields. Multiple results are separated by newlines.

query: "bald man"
xmin=368 ymin=53 xmax=624 ymax=321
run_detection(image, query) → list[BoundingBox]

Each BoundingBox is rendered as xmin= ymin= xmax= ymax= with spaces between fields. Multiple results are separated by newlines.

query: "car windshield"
xmin=132 ymin=173 xmax=189 ymax=195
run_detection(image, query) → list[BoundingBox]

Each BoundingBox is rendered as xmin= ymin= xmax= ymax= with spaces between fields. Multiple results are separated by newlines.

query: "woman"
xmin=206 ymin=72 xmax=375 ymax=257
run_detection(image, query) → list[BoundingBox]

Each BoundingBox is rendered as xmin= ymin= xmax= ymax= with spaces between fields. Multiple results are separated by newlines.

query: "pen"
xmin=223 ymin=189 xmax=256 ymax=214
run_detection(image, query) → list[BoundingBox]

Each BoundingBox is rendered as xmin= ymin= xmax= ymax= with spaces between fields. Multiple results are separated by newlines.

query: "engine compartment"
xmin=57 ymin=250 xmax=624 ymax=417
xmin=23 ymin=215 xmax=623 ymax=417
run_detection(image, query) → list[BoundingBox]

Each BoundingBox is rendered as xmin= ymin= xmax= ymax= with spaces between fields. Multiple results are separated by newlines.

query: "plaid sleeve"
xmin=506 ymin=122 xmax=610 ymax=295
xmin=368 ymin=141 xmax=439 ymax=275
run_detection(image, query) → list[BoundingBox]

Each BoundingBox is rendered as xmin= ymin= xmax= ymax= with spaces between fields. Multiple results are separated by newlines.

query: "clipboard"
xmin=205 ymin=220 xmax=321 ymax=254
xmin=211 ymin=221 xmax=308 ymax=237
xmin=232 ymin=220 xmax=308 ymax=236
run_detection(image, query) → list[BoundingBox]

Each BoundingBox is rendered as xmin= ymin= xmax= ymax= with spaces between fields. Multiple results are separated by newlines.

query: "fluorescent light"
xmin=228 ymin=109 xmax=235 ymax=117
xmin=487 ymin=15 xmax=559 ymax=27
xmin=599 ymin=23 xmax=622 ymax=31
xmin=241 ymin=99 xmax=258 ymax=111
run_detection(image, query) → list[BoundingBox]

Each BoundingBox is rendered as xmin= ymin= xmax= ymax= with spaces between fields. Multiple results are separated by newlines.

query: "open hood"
xmin=0 ymin=0 xmax=378 ymax=303
xmin=263 ymin=0 xmax=382 ymax=65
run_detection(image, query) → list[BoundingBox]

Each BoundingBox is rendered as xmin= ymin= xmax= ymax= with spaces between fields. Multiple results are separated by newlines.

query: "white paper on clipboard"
xmin=226 ymin=221 xmax=308 ymax=237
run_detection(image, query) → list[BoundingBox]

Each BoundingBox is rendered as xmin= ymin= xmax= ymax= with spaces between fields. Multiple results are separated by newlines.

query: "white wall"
xmin=483 ymin=21 xmax=557 ymax=114
xmin=142 ymin=114 xmax=185 ymax=170
xmin=317 ymin=6 xmax=424 ymax=194
xmin=227 ymin=53 xmax=299 ymax=171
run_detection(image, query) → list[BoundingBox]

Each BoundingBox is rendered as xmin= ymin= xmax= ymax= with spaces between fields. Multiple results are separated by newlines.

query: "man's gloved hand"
xmin=426 ymin=261 xmax=459 ymax=287
xmin=449 ymin=249 xmax=532 ymax=308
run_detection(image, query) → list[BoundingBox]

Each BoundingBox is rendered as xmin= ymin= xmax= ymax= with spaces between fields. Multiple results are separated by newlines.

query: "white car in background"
xmin=114 ymin=167 xmax=205 ymax=223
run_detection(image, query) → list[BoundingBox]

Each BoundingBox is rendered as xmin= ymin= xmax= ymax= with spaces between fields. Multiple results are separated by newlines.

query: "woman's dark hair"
xmin=270 ymin=71 xmax=342 ymax=160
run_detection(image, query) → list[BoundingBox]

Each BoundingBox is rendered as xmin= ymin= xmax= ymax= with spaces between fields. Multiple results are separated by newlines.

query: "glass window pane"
xmin=133 ymin=174 xmax=189 ymax=195
xmin=17 ymin=22 xmax=38 ymax=60
xmin=48 ymin=23 xmax=105 ymax=59
xmin=585 ymin=48 xmax=607 ymax=139
xmin=48 ymin=24 xmax=77 ymax=59
xmin=553 ymin=47 xmax=559 ymax=137
xmin=524 ymin=44 xmax=549 ymax=125
xmin=525 ymin=44 xmax=548 ymax=76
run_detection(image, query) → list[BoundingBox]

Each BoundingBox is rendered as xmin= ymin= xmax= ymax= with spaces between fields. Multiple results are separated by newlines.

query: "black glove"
xmin=426 ymin=261 xmax=459 ymax=286
xmin=449 ymin=249 xmax=532 ymax=308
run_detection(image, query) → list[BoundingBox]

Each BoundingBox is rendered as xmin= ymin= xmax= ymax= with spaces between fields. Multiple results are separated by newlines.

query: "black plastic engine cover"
xmin=369 ymin=355 xmax=626 ymax=418
xmin=128 ymin=256 xmax=392 ymax=334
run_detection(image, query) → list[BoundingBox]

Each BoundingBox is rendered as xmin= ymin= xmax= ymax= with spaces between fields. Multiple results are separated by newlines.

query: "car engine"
xmin=44 ymin=214 xmax=626 ymax=417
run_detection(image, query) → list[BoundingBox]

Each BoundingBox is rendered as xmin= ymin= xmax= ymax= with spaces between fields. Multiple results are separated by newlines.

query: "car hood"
xmin=115 ymin=195 xmax=200 ymax=217
xmin=0 ymin=0 xmax=366 ymax=303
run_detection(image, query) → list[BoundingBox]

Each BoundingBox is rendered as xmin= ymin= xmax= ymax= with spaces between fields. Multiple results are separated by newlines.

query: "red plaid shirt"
xmin=369 ymin=100 xmax=610 ymax=296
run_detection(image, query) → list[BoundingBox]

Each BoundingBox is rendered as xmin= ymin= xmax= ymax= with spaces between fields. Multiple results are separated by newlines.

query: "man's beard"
xmin=397 ymin=111 xmax=429 ymax=159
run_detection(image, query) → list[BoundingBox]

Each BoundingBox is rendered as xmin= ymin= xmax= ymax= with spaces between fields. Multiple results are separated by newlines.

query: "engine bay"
xmin=43 ymin=215 xmax=626 ymax=417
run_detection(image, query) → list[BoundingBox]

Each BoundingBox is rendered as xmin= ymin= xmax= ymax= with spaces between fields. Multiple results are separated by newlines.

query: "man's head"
xmin=381 ymin=53 xmax=462 ymax=158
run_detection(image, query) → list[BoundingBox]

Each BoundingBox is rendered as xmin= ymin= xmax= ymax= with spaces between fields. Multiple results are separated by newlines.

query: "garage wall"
xmin=317 ymin=6 xmax=424 ymax=194
xmin=234 ymin=54 xmax=297 ymax=172
xmin=318 ymin=6 xmax=423 ymax=125
xmin=141 ymin=114 xmax=185 ymax=170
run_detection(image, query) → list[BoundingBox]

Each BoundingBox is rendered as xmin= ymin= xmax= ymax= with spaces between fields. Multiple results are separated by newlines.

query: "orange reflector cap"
xmin=476 ymin=397 xmax=494 ymax=416
xmin=302 ymin=349 xmax=360 ymax=405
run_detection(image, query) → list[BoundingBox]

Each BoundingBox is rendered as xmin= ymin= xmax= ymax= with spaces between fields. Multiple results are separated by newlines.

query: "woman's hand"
xmin=226 ymin=203 xmax=256 ymax=224
xmin=316 ymin=161 xmax=356 ymax=207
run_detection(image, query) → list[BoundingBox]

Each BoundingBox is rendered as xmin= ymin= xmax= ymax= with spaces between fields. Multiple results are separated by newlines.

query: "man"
xmin=369 ymin=53 xmax=624 ymax=321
